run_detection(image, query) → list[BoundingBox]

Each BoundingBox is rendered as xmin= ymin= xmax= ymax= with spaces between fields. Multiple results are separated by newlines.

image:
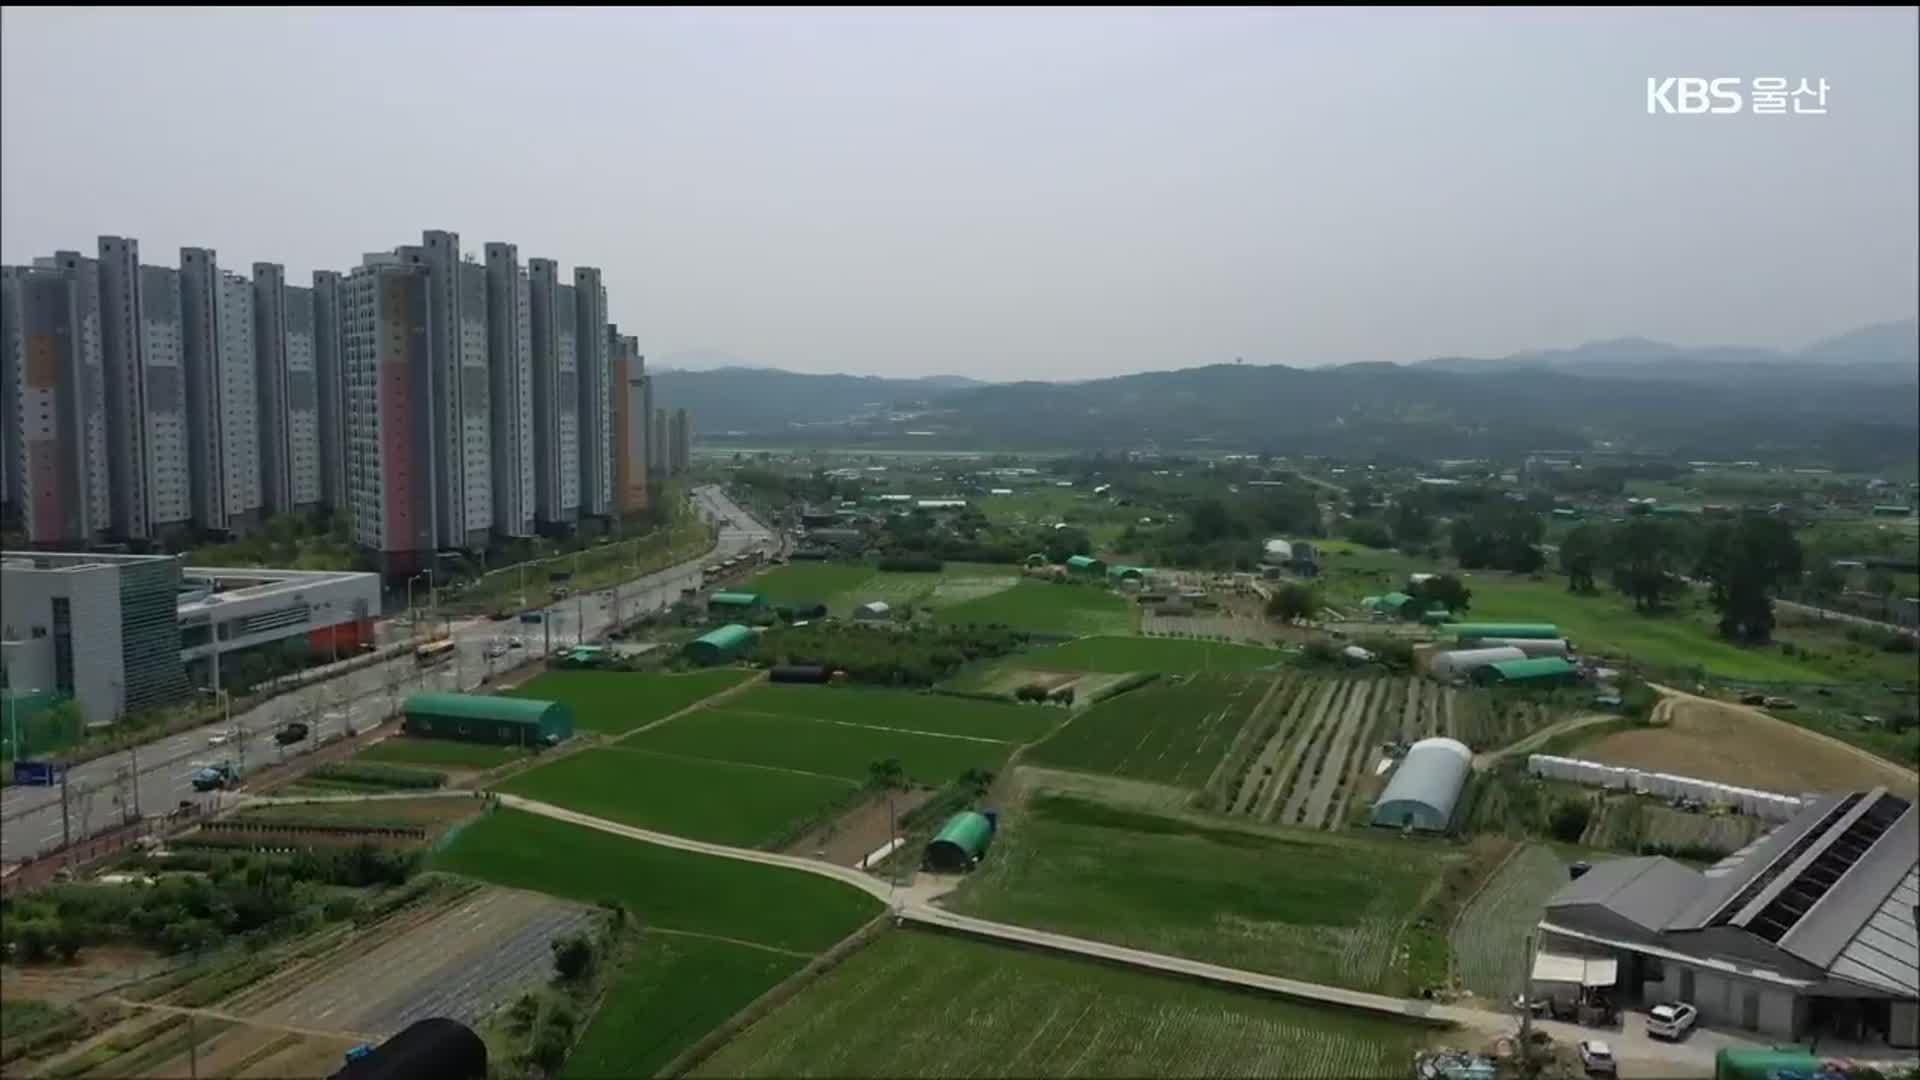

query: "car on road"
xmin=275 ymin=722 xmax=310 ymax=746
xmin=190 ymin=762 xmax=238 ymax=791
xmin=206 ymin=727 xmax=240 ymax=747
xmin=507 ymin=636 xmax=525 ymax=649
xmin=486 ymin=641 xmax=508 ymax=659
xmin=1577 ymin=1041 xmax=1616 ymax=1076
xmin=1645 ymin=1002 xmax=1697 ymax=1040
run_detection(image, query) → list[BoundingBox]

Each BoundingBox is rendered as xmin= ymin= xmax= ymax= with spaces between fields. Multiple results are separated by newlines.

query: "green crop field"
xmin=724 ymin=684 xmax=1047 ymax=742
xmin=693 ymin=929 xmax=1430 ymax=1078
xmin=565 ymin=932 xmax=804 ymax=1080
xmin=933 ymin=580 xmax=1131 ymax=636
xmin=496 ymin=746 xmax=857 ymax=848
xmin=629 ymin=708 xmax=1012 ymax=786
xmin=508 ymin=669 xmax=757 ymax=734
xmin=354 ymin=737 xmax=529 ymax=770
xmin=1024 ymin=635 xmax=1289 ymax=674
xmin=745 ymin=562 xmax=1019 ymax=616
xmin=1466 ymin=578 xmax=1837 ymax=682
xmin=1023 ymin=674 xmax=1269 ymax=786
xmin=946 ymin=794 xmax=1449 ymax=994
xmin=432 ymin=807 xmax=880 ymax=952
xmin=1449 ymin=845 xmax=1568 ymax=999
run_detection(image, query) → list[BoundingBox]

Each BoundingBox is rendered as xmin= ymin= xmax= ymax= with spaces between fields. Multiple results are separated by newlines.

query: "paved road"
xmin=0 ymin=485 xmax=774 ymax=864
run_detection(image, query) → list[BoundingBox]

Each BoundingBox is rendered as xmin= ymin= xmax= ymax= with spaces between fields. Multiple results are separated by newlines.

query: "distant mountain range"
xmin=656 ymin=320 xmax=1918 ymax=466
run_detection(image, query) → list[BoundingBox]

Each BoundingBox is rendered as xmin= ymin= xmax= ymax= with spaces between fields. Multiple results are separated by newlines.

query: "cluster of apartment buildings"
xmin=1 ymin=230 xmax=694 ymax=575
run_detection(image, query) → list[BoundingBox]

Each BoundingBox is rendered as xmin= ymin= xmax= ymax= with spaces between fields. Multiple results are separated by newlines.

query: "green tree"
xmin=550 ymin=932 xmax=597 ymax=982
xmin=1611 ymin=518 xmax=1686 ymax=613
xmin=1408 ymin=573 xmax=1471 ymax=615
xmin=1188 ymin=499 xmax=1233 ymax=544
xmin=1560 ymin=524 xmax=1604 ymax=594
xmin=1389 ymin=500 xmax=1434 ymax=546
xmin=1343 ymin=520 xmax=1392 ymax=549
xmin=1698 ymin=515 xmax=1803 ymax=644
xmin=1265 ymin=582 xmax=1319 ymax=624
xmin=1866 ymin=568 xmax=1897 ymax=620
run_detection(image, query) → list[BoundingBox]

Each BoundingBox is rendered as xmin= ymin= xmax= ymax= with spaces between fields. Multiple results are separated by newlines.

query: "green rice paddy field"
xmin=693 ymin=930 xmax=1431 ymax=1078
xmin=1022 ymin=673 xmax=1270 ymax=786
xmin=354 ymin=737 xmax=530 ymax=770
xmin=433 ymin=808 xmax=878 ymax=1078
xmin=933 ymin=580 xmax=1132 ymax=636
xmin=508 ymin=669 xmax=757 ymax=735
xmin=495 ymin=746 xmax=857 ymax=848
xmin=626 ymin=708 xmax=1012 ymax=786
xmin=724 ymin=684 xmax=1050 ymax=742
xmin=744 ymin=562 xmax=1018 ymax=616
xmin=945 ymin=794 xmax=1451 ymax=995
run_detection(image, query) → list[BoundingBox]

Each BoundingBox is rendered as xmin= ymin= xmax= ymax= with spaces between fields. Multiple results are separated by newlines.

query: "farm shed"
xmin=924 ymin=810 xmax=995 ymax=871
xmin=685 ymin=624 xmax=755 ymax=665
xmin=1444 ymin=622 xmax=1560 ymax=641
xmin=1106 ymin=565 xmax=1148 ymax=583
xmin=709 ymin=591 xmax=766 ymax=612
xmin=402 ymin=693 xmax=573 ymax=747
xmin=1538 ymin=789 xmax=1918 ymax=1048
xmin=853 ymin=600 xmax=892 ymax=622
xmin=1427 ymin=646 xmax=1527 ymax=679
xmin=1368 ymin=591 xmax=1415 ymax=616
xmin=1474 ymin=657 xmax=1578 ymax=687
xmin=1370 ymin=737 xmax=1472 ymax=832
xmin=1065 ymin=555 xmax=1106 ymax=576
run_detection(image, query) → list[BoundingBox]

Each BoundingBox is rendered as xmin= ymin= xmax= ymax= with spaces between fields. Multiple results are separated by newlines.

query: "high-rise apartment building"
xmin=180 ymin=249 xmax=260 ymax=533
xmin=254 ymin=264 xmax=319 ymax=513
xmin=670 ymin=407 xmax=690 ymax=474
xmin=528 ymin=259 xmax=579 ymax=528
xmin=414 ymin=232 xmax=491 ymax=550
xmin=573 ymin=267 xmax=612 ymax=518
xmin=136 ymin=265 xmax=191 ymax=533
xmin=651 ymin=407 xmax=669 ymax=487
xmin=97 ymin=237 xmax=151 ymax=541
xmin=1 ymin=256 xmax=110 ymax=545
xmin=311 ymin=270 xmax=348 ymax=513
xmin=608 ymin=326 xmax=648 ymax=516
xmin=484 ymin=243 xmax=534 ymax=539
xmin=342 ymin=252 xmax=432 ymax=570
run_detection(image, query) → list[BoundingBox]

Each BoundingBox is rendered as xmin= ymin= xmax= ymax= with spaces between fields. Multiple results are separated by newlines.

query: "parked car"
xmin=507 ymin=636 xmax=525 ymax=650
xmin=1577 ymin=1040 xmax=1617 ymax=1076
xmin=206 ymin=727 xmax=239 ymax=748
xmin=274 ymin=722 xmax=310 ymax=746
xmin=486 ymin=641 xmax=508 ymax=659
xmin=1646 ymin=1002 xmax=1697 ymax=1040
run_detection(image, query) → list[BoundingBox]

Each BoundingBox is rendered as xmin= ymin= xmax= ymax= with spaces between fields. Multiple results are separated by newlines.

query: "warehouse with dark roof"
xmin=1536 ymin=787 xmax=1918 ymax=1048
xmin=401 ymin=693 xmax=573 ymax=746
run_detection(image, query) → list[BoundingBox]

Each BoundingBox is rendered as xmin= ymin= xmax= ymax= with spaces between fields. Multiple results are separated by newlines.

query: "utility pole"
xmin=59 ymin=765 xmax=71 ymax=853
xmin=128 ymin=741 xmax=140 ymax=819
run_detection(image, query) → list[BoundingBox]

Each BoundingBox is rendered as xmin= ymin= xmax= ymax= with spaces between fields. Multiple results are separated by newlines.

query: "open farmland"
xmin=1023 ymin=673 xmax=1272 ymax=787
xmin=432 ymin=808 xmax=881 ymax=953
xmin=694 ymin=929 xmax=1431 ymax=1078
xmin=566 ymin=932 xmax=805 ymax=1080
xmin=496 ymin=746 xmax=858 ymax=848
xmin=626 ymin=707 xmax=1013 ymax=787
xmin=725 ymin=684 xmax=1048 ymax=742
xmin=1448 ymin=692 xmax=1573 ymax=753
xmin=934 ymin=579 xmax=1131 ymax=636
xmin=745 ymin=561 xmax=1018 ymax=616
xmin=508 ymin=669 xmax=757 ymax=735
xmin=1450 ymin=844 xmax=1567 ymax=999
xmin=1024 ymin=635 xmax=1290 ymax=674
xmin=945 ymin=793 xmax=1451 ymax=994
xmin=1583 ymin=692 xmax=1918 ymax=796
xmin=1466 ymin=577 xmax=1838 ymax=683
xmin=1214 ymin=676 xmax=1461 ymax=830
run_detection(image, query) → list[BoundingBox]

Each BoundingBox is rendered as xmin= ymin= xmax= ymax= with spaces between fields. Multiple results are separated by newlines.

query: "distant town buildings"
xmin=2 ymin=229 xmax=696 ymax=573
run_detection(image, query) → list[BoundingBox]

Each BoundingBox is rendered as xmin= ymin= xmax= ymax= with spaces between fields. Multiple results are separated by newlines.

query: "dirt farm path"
xmin=1474 ymin=712 xmax=1618 ymax=769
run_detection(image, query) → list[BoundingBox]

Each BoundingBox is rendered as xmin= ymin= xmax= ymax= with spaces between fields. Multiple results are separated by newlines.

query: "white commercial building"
xmin=1 ymin=551 xmax=190 ymax=726
xmin=177 ymin=564 xmax=382 ymax=689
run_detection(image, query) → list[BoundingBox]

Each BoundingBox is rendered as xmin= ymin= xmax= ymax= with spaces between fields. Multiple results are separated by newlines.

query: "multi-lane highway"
xmin=0 ymin=485 xmax=773 ymax=864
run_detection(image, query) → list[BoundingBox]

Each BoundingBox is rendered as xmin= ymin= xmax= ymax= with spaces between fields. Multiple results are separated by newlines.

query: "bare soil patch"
xmin=1586 ymin=694 xmax=1919 ymax=796
xmin=781 ymin=788 xmax=937 ymax=866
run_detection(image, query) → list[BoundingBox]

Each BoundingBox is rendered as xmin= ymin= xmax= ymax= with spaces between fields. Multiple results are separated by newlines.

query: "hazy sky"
xmin=3 ymin=7 xmax=1915 ymax=379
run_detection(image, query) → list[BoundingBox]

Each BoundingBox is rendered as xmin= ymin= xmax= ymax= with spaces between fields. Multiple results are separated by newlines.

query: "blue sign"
xmin=11 ymin=760 xmax=65 ymax=786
